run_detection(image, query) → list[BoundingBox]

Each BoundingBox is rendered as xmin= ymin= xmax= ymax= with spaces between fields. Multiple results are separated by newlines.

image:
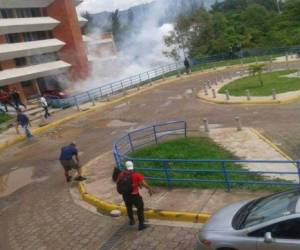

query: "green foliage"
xmin=219 ymin=70 xmax=300 ymax=96
xmin=164 ymin=0 xmax=300 ymax=59
xmin=0 ymin=113 xmax=13 ymax=124
xmin=248 ymin=63 xmax=265 ymax=86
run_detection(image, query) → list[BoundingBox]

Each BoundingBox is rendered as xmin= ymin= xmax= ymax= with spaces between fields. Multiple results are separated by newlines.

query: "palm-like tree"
xmin=249 ymin=63 xmax=265 ymax=86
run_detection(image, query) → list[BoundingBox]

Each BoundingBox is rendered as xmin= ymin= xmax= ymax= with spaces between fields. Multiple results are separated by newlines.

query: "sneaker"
xmin=138 ymin=224 xmax=149 ymax=231
xmin=66 ymin=176 xmax=72 ymax=182
xmin=74 ymin=176 xmax=87 ymax=181
xmin=129 ymin=219 xmax=135 ymax=226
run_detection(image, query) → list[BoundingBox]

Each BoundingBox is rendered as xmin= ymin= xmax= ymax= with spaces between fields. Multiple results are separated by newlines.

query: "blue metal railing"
xmin=113 ymin=121 xmax=300 ymax=191
xmin=51 ymin=45 xmax=300 ymax=109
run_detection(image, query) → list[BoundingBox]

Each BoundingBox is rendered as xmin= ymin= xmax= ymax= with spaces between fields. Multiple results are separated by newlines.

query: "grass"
xmin=128 ymin=137 xmax=291 ymax=191
xmin=0 ymin=113 xmax=13 ymax=124
xmin=219 ymin=70 xmax=300 ymax=96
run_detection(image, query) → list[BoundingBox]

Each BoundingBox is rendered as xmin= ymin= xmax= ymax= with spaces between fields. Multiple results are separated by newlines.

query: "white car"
xmin=197 ymin=188 xmax=300 ymax=250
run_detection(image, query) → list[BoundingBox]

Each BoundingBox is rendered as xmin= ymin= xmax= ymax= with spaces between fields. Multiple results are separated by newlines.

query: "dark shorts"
xmin=60 ymin=159 xmax=79 ymax=171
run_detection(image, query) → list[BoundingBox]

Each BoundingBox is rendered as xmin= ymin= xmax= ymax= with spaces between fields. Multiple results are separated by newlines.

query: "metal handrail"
xmin=113 ymin=120 xmax=300 ymax=191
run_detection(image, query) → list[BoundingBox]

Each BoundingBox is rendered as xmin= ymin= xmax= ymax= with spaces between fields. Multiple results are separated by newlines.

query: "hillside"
xmin=89 ymin=0 xmax=217 ymax=29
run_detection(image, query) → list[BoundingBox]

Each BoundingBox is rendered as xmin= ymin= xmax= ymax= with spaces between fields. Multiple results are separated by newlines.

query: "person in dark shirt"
xmin=59 ymin=142 xmax=86 ymax=182
xmin=15 ymin=109 xmax=33 ymax=139
xmin=10 ymin=88 xmax=26 ymax=110
xmin=184 ymin=57 xmax=191 ymax=74
xmin=0 ymin=89 xmax=14 ymax=112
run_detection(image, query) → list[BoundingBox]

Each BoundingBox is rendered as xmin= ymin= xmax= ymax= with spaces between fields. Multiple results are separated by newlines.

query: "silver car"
xmin=197 ymin=188 xmax=300 ymax=250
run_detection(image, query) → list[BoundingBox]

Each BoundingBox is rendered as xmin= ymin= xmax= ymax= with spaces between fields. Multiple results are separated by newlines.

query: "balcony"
xmin=0 ymin=61 xmax=71 ymax=87
xmin=77 ymin=16 xmax=88 ymax=27
xmin=0 ymin=0 xmax=55 ymax=8
xmin=0 ymin=39 xmax=65 ymax=61
xmin=0 ymin=17 xmax=60 ymax=35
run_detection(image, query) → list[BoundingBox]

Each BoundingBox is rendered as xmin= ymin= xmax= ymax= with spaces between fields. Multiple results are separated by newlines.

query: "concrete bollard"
xmin=286 ymin=53 xmax=289 ymax=69
xmin=215 ymin=77 xmax=218 ymax=85
xmin=192 ymin=88 xmax=197 ymax=97
xmin=225 ymin=90 xmax=230 ymax=100
xmin=204 ymin=85 xmax=208 ymax=95
xmin=207 ymin=81 xmax=211 ymax=89
xmin=91 ymin=95 xmax=96 ymax=106
xmin=212 ymin=89 xmax=216 ymax=98
xmin=235 ymin=116 xmax=242 ymax=131
xmin=246 ymin=90 xmax=251 ymax=101
xmin=203 ymin=118 xmax=209 ymax=132
xmin=272 ymin=89 xmax=276 ymax=100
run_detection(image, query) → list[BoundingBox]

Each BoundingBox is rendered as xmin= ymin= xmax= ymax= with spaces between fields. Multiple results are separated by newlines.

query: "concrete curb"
xmin=78 ymin=183 xmax=211 ymax=224
xmin=198 ymin=94 xmax=300 ymax=105
xmin=250 ymin=128 xmax=293 ymax=161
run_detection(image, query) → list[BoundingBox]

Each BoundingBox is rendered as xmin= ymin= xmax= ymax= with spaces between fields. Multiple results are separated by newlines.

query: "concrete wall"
xmin=46 ymin=0 xmax=89 ymax=81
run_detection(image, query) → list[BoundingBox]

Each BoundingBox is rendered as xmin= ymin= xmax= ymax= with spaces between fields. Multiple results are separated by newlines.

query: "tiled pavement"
xmin=2 ymin=63 xmax=300 ymax=249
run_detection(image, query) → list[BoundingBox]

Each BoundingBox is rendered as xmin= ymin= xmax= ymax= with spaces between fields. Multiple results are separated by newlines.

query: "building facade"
xmin=0 ymin=0 xmax=89 ymax=103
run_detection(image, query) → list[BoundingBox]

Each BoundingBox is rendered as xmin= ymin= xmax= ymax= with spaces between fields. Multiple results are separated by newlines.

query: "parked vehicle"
xmin=42 ymin=90 xmax=68 ymax=100
xmin=197 ymin=188 xmax=300 ymax=250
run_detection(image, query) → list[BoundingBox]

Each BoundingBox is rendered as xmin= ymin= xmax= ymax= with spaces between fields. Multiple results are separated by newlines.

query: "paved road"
xmin=1 ymin=65 xmax=300 ymax=249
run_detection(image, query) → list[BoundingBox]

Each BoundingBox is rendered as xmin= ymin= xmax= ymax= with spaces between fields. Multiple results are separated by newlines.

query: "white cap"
xmin=125 ymin=161 xmax=134 ymax=170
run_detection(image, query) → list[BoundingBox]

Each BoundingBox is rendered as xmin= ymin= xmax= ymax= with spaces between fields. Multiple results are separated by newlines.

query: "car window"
xmin=249 ymin=218 xmax=300 ymax=239
xmin=243 ymin=190 xmax=299 ymax=228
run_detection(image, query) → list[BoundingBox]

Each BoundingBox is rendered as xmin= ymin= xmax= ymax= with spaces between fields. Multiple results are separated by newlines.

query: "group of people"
xmin=59 ymin=141 xmax=154 ymax=231
xmin=0 ymin=88 xmax=26 ymax=113
xmin=0 ymin=88 xmax=52 ymax=140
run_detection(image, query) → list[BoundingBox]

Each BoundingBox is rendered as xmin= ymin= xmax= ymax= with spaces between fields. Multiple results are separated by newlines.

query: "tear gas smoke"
xmin=74 ymin=1 xmax=174 ymax=92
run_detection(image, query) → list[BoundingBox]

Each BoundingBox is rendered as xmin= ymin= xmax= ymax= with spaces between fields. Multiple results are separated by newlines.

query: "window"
xmin=248 ymin=218 xmax=300 ymax=240
xmin=23 ymin=31 xmax=52 ymax=42
xmin=29 ymin=53 xmax=58 ymax=65
xmin=5 ymin=34 xmax=21 ymax=43
xmin=14 ymin=57 xmax=27 ymax=67
xmin=16 ymin=8 xmax=42 ymax=18
xmin=0 ymin=9 xmax=14 ymax=18
xmin=235 ymin=189 xmax=300 ymax=229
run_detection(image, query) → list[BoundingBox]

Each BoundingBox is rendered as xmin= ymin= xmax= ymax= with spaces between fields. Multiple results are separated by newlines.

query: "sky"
xmin=77 ymin=0 xmax=154 ymax=13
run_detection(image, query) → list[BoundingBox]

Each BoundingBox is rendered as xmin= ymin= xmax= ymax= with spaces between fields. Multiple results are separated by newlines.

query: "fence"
xmin=51 ymin=45 xmax=300 ymax=109
xmin=113 ymin=121 xmax=300 ymax=191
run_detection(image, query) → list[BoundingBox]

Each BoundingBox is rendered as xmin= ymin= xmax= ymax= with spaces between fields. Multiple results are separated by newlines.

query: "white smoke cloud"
xmin=74 ymin=0 xmax=175 ymax=91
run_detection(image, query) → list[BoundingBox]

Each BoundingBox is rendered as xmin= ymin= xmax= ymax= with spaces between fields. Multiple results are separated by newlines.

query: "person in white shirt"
xmin=40 ymin=95 xmax=50 ymax=119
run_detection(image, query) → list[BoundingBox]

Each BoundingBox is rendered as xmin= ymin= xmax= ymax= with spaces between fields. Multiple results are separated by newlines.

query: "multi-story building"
xmin=0 ymin=0 xmax=89 ymax=103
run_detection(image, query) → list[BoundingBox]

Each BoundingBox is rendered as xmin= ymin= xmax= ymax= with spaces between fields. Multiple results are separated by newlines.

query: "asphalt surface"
xmin=1 ymin=64 xmax=300 ymax=249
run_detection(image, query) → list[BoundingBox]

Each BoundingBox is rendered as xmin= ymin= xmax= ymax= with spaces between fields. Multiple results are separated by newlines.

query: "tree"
xmin=128 ymin=9 xmax=134 ymax=26
xmin=248 ymin=63 xmax=265 ymax=86
xmin=163 ymin=15 xmax=193 ymax=61
xmin=81 ymin=11 xmax=93 ymax=34
xmin=111 ymin=9 xmax=121 ymax=44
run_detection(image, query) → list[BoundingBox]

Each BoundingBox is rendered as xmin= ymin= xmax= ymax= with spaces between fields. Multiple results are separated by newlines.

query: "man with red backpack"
xmin=116 ymin=161 xmax=154 ymax=231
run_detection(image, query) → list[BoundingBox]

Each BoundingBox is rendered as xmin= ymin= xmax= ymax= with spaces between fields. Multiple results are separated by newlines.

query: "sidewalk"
xmin=82 ymin=127 xmax=295 ymax=217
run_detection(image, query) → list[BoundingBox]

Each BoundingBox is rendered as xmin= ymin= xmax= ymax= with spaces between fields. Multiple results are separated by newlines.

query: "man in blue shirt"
xmin=59 ymin=142 xmax=86 ymax=182
xmin=15 ymin=109 xmax=33 ymax=139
